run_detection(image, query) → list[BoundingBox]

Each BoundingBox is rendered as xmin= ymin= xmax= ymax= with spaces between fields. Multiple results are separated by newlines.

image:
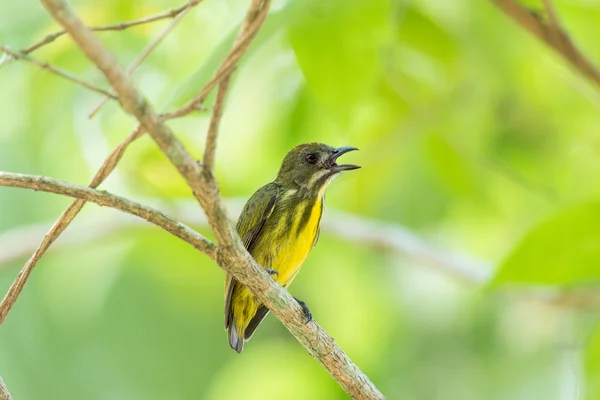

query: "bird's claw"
xmin=266 ymin=269 xmax=278 ymax=277
xmin=294 ymin=297 xmax=312 ymax=323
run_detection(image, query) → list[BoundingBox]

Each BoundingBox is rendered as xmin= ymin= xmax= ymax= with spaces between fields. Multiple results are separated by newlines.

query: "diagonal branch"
xmin=203 ymin=75 xmax=231 ymax=173
xmin=38 ymin=0 xmax=385 ymax=398
xmin=0 ymin=172 xmax=217 ymax=259
xmin=15 ymin=0 xmax=204 ymax=57
xmin=541 ymin=0 xmax=560 ymax=31
xmin=88 ymin=1 xmax=201 ymax=119
xmin=161 ymin=0 xmax=270 ymax=120
xmin=491 ymin=0 xmax=600 ymax=90
xmin=0 ymin=46 xmax=116 ymax=98
xmin=0 ymin=374 xmax=12 ymax=400
xmin=0 ymin=0 xmax=262 ymax=328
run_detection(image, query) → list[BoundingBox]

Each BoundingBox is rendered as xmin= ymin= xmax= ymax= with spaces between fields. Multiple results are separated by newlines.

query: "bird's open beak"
xmin=329 ymin=146 xmax=360 ymax=172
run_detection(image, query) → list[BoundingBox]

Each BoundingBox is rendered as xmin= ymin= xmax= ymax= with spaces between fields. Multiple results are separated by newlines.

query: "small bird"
xmin=224 ymin=143 xmax=360 ymax=353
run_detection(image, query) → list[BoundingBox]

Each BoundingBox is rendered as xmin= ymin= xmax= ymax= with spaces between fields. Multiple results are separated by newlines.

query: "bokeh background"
xmin=2 ymin=0 xmax=600 ymax=399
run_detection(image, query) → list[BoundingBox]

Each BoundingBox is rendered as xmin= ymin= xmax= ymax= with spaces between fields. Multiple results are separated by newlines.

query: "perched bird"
xmin=224 ymin=143 xmax=360 ymax=353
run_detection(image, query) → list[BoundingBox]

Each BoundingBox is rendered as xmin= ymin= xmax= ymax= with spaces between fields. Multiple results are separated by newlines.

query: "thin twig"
xmin=0 ymin=172 xmax=217 ymax=258
xmin=0 ymin=126 xmax=143 ymax=325
xmin=39 ymin=0 xmax=385 ymax=398
xmin=203 ymin=75 xmax=232 ymax=173
xmin=17 ymin=0 xmax=203 ymax=56
xmin=491 ymin=0 xmax=600 ymax=90
xmin=0 ymin=17 xmax=244 ymax=319
xmin=161 ymin=0 xmax=269 ymax=120
xmin=0 ymin=374 xmax=12 ymax=400
xmin=0 ymin=46 xmax=116 ymax=98
xmin=541 ymin=0 xmax=560 ymax=31
xmin=0 ymin=0 xmax=248 ymax=326
xmin=88 ymin=2 xmax=201 ymax=119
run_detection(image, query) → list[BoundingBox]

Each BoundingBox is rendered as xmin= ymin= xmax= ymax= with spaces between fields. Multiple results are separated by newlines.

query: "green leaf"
xmin=493 ymin=202 xmax=600 ymax=285
xmin=424 ymin=133 xmax=483 ymax=199
xmin=287 ymin=0 xmax=390 ymax=118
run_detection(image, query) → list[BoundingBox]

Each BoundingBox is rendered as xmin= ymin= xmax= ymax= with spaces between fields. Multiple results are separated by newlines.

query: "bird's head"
xmin=275 ymin=143 xmax=360 ymax=189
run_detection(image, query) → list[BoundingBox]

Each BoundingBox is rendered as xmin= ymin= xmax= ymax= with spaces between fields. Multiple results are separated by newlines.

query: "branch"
xmin=0 ymin=0 xmax=254 ymax=326
xmin=491 ymin=0 xmax=600 ymax=90
xmin=161 ymin=0 xmax=270 ymax=120
xmin=0 ymin=374 xmax=12 ymax=400
xmin=203 ymin=75 xmax=232 ymax=173
xmin=0 ymin=126 xmax=143 ymax=325
xmin=0 ymin=46 xmax=117 ymax=99
xmin=14 ymin=0 xmax=204 ymax=56
xmin=88 ymin=1 xmax=200 ymax=119
xmin=0 ymin=172 xmax=216 ymax=259
xmin=39 ymin=0 xmax=385 ymax=398
xmin=541 ymin=0 xmax=560 ymax=31
xmin=7 ymin=198 xmax=600 ymax=311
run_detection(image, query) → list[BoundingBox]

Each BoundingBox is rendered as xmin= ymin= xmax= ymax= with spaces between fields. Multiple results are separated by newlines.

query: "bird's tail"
xmin=227 ymin=318 xmax=244 ymax=353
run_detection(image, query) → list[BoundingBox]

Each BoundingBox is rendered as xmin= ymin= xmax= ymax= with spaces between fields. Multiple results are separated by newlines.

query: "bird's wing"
xmin=238 ymin=186 xmax=278 ymax=253
xmin=224 ymin=183 xmax=278 ymax=329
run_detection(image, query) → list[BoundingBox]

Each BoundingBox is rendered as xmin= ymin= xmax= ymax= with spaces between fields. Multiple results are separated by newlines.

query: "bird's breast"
xmin=271 ymin=195 xmax=323 ymax=287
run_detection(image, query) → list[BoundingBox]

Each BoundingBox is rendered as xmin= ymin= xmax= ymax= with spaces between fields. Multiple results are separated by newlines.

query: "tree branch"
xmin=7 ymin=199 xmax=600 ymax=311
xmin=13 ymin=0 xmax=204 ymax=57
xmin=0 ymin=172 xmax=216 ymax=259
xmin=0 ymin=46 xmax=117 ymax=99
xmin=203 ymin=75 xmax=231 ymax=173
xmin=0 ymin=0 xmax=260 ymax=327
xmin=541 ymin=0 xmax=560 ymax=32
xmin=491 ymin=0 xmax=600 ymax=90
xmin=0 ymin=374 xmax=12 ymax=400
xmin=38 ymin=0 xmax=384 ymax=398
xmin=161 ymin=0 xmax=270 ymax=120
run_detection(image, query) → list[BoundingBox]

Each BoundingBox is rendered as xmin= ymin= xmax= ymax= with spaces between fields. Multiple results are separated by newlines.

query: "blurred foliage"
xmin=2 ymin=0 xmax=600 ymax=399
xmin=494 ymin=201 xmax=600 ymax=285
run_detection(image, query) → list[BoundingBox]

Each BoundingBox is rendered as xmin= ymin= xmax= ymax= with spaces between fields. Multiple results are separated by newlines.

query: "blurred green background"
xmin=2 ymin=0 xmax=600 ymax=399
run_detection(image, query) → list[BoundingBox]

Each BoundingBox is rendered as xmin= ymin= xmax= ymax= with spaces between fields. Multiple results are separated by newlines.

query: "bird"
xmin=224 ymin=142 xmax=360 ymax=353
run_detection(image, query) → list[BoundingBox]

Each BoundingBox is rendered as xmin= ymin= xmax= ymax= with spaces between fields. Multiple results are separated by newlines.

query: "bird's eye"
xmin=305 ymin=154 xmax=317 ymax=164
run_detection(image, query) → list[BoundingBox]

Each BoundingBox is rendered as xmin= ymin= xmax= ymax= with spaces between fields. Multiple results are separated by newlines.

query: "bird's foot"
xmin=266 ymin=269 xmax=278 ymax=278
xmin=293 ymin=297 xmax=312 ymax=323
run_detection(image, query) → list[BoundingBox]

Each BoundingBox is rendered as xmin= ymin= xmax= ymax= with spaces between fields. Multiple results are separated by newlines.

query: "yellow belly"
xmin=228 ymin=194 xmax=324 ymax=340
xmin=272 ymin=197 xmax=322 ymax=287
